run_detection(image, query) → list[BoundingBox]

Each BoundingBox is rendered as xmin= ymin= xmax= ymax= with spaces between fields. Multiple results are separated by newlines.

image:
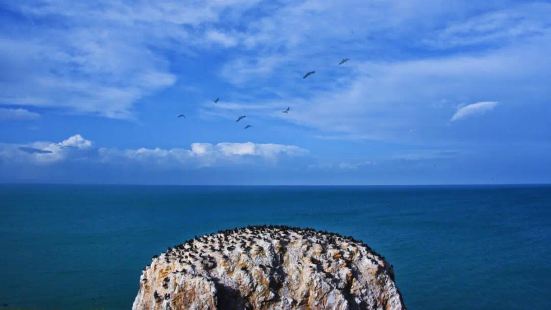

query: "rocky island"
xmin=133 ymin=226 xmax=405 ymax=309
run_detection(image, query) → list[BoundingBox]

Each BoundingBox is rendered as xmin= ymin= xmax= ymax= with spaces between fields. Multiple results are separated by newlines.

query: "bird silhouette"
xmin=213 ymin=97 xmax=220 ymax=103
xmin=236 ymin=115 xmax=246 ymax=122
xmin=244 ymin=125 xmax=252 ymax=129
xmin=177 ymin=114 xmax=186 ymax=118
xmin=282 ymin=107 xmax=290 ymax=113
xmin=303 ymin=71 xmax=316 ymax=79
xmin=338 ymin=58 xmax=350 ymax=65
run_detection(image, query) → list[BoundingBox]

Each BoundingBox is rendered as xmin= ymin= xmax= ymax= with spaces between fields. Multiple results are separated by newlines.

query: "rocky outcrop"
xmin=133 ymin=226 xmax=405 ymax=310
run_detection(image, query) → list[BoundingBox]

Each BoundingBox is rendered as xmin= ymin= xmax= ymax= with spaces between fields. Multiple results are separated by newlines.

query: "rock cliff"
xmin=133 ymin=226 xmax=405 ymax=309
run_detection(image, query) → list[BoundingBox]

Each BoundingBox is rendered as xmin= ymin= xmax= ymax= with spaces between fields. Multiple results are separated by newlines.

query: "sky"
xmin=0 ymin=0 xmax=550 ymax=185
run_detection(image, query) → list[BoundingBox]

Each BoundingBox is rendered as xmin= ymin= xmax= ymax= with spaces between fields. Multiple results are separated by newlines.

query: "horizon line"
xmin=1 ymin=182 xmax=550 ymax=187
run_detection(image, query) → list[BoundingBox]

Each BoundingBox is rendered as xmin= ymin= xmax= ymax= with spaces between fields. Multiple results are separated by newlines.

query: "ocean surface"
xmin=0 ymin=185 xmax=550 ymax=309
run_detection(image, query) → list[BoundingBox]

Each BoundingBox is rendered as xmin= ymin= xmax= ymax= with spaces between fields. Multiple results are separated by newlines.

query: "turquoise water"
xmin=0 ymin=185 xmax=550 ymax=309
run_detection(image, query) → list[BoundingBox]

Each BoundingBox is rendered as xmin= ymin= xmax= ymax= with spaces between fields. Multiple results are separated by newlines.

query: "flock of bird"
xmin=176 ymin=58 xmax=351 ymax=130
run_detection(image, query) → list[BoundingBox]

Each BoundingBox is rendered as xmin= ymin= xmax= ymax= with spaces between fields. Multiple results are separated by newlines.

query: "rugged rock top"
xmin=133 ymin=226 xmax=405 ymax=310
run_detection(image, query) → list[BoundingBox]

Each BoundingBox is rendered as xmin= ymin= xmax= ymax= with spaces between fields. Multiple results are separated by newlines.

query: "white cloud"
xmin=212 ymin=31 xmax=551 ymax=141
xmin=0 ymin=134 xmax=93 ymax=164
xmin=216 ymin=142 xmax=305 ymax=159
xmin=0 ymin=134 xmax=307 ymax=168
xmin=426 ymin=3 xmax=551 ymax=49
xmin=220 ymin=55 xmax=285 ymax=85
xmin=1 ymin=0 xmax=489 ymax=119
xmin=451 ymin=101 xmax=499 ymax=122
xmin=59 ymin=134 xmax=93 ymax=149
xmin=217 ymin=142 xmax=256 ymax=156
xmin=0 ymin=108 xmax=40 ymax=121
xmin=108 ymin=142 xmax=307 ymax=167
xmin=2 ymin=0 xmax=550 ymax=144
xmin=205 ymin=30 xmax=238 ymax=47
xmin=0 ymin=0 xmax=261 ymax=118
xmin=198 ymin=0 xmax=551 ymax=142
xmin=190 ymin=143 xmax=213 ymax=156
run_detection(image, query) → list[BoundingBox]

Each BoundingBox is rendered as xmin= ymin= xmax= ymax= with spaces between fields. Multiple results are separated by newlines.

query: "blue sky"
xmin=1 ymin=0 xmax=550 ymax=185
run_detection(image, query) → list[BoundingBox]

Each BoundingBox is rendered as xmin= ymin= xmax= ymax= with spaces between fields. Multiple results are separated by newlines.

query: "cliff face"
xmin=133 ymin=226 xmax=405 ymax=310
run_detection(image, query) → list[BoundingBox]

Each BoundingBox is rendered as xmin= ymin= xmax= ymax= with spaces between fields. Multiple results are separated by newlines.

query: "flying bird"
xmin=244 ymin=125 xmax=252 ymax=129
xmin=338 ymin=58 xmax=350 ymax=65
xmin=177 ymin=114 xmax=186 ymax=118
xmin=213 ymin=97 xmax=220 ymax=103
xmin=236 ymin=115 xmax=246 ymax=122
xmin=303 ymin=71 xmax=316 ymax=79
xmin=282 ymin=107 xmax=290 ymax=113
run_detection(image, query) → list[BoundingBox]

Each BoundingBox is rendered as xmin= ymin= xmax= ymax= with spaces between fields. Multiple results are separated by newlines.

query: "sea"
xmin=0 ymin=184 xmax=550 ymax=309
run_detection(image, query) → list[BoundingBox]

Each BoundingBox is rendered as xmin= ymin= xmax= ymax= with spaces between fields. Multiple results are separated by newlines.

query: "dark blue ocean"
xmin=0 ymin=185 xmax=550 ymax=309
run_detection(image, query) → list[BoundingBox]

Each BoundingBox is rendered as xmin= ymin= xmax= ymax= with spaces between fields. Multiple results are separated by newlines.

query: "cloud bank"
xmin=0 ymin=134 xmax=307 ymax=168
xmin=0 ymin=134 xmax=93 ymax=164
